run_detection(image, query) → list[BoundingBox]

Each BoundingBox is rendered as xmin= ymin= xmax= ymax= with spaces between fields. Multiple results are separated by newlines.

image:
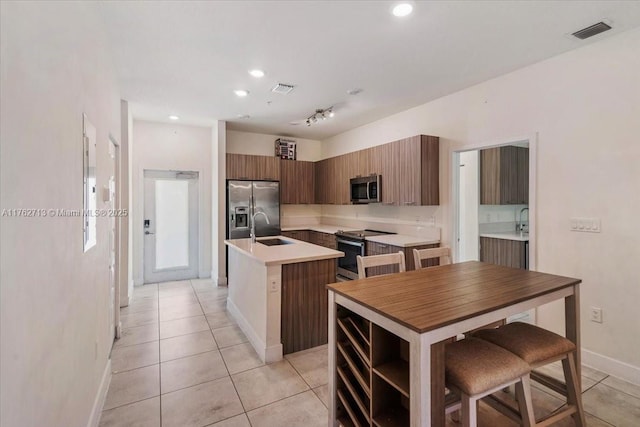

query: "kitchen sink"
xmin=257 ymin=238 xmax=293 ymax=246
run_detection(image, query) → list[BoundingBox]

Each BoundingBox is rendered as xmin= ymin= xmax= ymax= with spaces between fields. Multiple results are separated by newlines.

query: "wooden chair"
xmin=474 ymin=322 xmax=586 ymax=426
xmin=413 ymin=246 xmax=452 ymax=269
xmin=445 ymin=337 xmax=536 ymax=427
xmin=356 ymin=251 xmax=406 ymax=279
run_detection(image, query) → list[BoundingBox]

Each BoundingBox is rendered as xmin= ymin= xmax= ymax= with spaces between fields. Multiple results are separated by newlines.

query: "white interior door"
xmin=144 ymin=170 xmax=199 ymax=283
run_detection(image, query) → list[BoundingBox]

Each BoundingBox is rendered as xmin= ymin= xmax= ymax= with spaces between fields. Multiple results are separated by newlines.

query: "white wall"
xmin=0 ymin=2 xmax=121 ymax=425
xmin=132 ymin=121 xmax=212 ymax=284
xmin=226 ymin=129 xmax=322 ymax=161
xmin=323 ymin=28 xmax=640 ymax=381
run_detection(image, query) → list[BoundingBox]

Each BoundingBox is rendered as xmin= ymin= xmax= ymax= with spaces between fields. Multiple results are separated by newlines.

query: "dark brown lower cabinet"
xmin=282 ymin=229 xmax=337 ymax=249
xmin=479 ymin=237 xmax=527 ymax=269
xmin=365 ymin=242 xmax=439 ymax=276
xmin=281 ymin=259 xmax=336 ymax=354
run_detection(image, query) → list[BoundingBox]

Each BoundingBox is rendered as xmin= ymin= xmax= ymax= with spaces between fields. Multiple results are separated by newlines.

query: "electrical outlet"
xmin=590 ymin=307 xmax=603 ymax=323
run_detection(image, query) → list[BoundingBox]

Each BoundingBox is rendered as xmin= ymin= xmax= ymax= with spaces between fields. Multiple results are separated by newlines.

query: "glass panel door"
xmin=144 ymin=170 xmax=199 ymax=283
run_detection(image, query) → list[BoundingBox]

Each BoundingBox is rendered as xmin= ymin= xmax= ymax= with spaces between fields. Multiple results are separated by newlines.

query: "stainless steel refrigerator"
xmin=227 ymin=180 xmax=280 ymax=239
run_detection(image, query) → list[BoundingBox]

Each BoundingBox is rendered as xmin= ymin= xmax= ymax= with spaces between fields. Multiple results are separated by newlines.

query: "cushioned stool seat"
xmin=473 ymin=322 xmax=576 ymax=365
xmin=474 ymin=322 xmax=586 ymax=427
xmin=445 ymin=338 xmax=535 ymax=427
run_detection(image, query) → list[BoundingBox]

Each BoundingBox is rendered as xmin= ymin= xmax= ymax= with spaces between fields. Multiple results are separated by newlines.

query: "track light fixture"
xmin=305 ymin=107 xmax=334 ymax=126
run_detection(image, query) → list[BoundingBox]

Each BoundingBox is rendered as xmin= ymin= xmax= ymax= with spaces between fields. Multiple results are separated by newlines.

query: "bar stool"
xmin=356 ymin=252 xmax=406 ymax=279
xmin=474 ymin=322 xmax=586 ymax=426
xmin=445 ymin=337 xmax=536 ymax=427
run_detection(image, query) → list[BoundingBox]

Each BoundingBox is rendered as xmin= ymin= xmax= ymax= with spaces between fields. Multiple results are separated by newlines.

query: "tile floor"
xmin=100 ymin=279 xmax=640 ymax=427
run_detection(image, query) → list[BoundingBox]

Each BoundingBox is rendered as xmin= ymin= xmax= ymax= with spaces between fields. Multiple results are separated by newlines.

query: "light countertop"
xmin=364 ymin=234 xmax=440 ymax=247
xmin=225 ymin=236 xmax=344 ymax=266
xmin=282 ymin=223 xmax=440 ymax=247
xmin=479 ymin=231 xmax=530 ymax=242
xmin=281 ymin=224 xmax=359 ymax=234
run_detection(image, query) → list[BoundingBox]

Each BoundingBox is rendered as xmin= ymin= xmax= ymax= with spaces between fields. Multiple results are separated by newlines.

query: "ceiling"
xmin=97 ymin=1 xmax=640 ymax=140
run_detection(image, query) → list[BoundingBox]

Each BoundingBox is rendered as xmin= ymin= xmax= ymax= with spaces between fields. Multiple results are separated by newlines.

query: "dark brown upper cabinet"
xmin=480 ymin=146 xmax=529 ymax=205
xmin=226 ymin=153 xmax=280 ymax=181
xmin=280 ymin=159 xmax=315 ymax=204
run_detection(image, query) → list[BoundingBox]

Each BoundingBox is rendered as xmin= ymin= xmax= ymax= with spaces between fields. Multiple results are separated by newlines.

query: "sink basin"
xmin=257 ymin=238 xmax=293 ymax=246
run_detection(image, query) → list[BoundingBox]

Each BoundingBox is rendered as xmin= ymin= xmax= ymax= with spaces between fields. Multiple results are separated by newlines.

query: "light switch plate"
xmin=570 ymin=217 xmax=601 ymax=233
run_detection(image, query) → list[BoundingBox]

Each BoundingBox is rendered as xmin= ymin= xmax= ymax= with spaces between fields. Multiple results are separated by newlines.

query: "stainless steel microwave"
xmin=350 ymin=175 xmax=381 ymax=204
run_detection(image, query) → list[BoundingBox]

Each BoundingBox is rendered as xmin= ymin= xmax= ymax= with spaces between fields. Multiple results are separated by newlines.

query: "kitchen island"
xmin=225 ymin=236 xmax=343 ymax=362
xmin=326 ymin=261 xmax=581 ymax=427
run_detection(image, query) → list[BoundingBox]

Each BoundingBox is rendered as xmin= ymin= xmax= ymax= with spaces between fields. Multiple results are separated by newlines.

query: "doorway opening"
xmin=452 ymin=134 xmax=537 ymax=322
xmin=143 ymin=170 xmax=199 ymax=283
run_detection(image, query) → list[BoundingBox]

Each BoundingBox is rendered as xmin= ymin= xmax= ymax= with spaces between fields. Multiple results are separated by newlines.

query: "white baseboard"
xmin=215 ymin=276 xmax=228 ymax=286
xmin=227 ymin=298 xmax=282 ymax=363
xmin=582 ymin=348 xmax=640 ymax=386
xmin=87 ymin=359 xmax=112 ymax=427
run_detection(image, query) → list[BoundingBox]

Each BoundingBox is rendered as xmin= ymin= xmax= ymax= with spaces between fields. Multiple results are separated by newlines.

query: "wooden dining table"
xmin=326 ymin=261 xmax=582 ymax=427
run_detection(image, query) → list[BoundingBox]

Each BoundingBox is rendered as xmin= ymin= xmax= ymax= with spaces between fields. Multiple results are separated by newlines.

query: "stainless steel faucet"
xmin=250 ymin=211 xmax=270 ymax=243
xmin=518 ymin=207 xmax=529 ymax=232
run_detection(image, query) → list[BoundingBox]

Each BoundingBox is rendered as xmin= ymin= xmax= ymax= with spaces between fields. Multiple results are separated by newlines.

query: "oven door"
xmin=337 ymin=238 xmax=364 ymax=280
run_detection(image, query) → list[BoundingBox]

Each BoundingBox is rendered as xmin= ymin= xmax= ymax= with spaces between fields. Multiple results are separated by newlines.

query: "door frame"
xmin=109 ymin=134 xmax=122 ymax=340
xmin=450 ymin=132 xmax=538 ymax=272
xmin=143 ymin=169 xmax=200 ymax=283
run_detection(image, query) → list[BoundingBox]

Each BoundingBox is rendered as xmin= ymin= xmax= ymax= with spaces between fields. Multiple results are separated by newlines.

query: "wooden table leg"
xmin=430 ymin=339 xmax=448 ymax=427
xmin=565 ymin=284 xmax=581 ymax=387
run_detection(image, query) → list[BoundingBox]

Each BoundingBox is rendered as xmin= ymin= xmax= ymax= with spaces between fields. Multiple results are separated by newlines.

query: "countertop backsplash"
xmin=281 ymin=204 xmax=441 ymax=241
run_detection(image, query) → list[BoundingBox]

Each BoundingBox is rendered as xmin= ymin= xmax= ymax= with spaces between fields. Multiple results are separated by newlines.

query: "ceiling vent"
xmin=271 ymin=83 xmax=295 ymax=94
xmin=572 ymin=22 xmax=612 ymax=40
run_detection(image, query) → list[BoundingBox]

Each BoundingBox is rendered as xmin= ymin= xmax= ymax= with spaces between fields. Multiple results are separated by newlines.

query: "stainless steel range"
xmin=335 ymin=229 xmax=396 ymax=280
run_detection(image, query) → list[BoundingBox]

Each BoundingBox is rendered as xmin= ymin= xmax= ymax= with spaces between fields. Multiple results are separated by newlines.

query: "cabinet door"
xmin=374 ymin=143 xmax=398 ymax=205
xmin=500 ymin=146 xmax=529 ymax=204
xmin=280 ymin=159 xmax=297 ymax=204
xmin=480 ymin=148 xmax=501 ymax=205
xmin=340 ymin=152 xmax=357 ymax=205
xmin=324 ymin=158 xmax=338 ymax=204
xmin=314 ymin=159 xmax=327 ymax=204
xmin=299 ymin=161 xmax=315 ymax=204
xmin=226 ymin=154 xmax=279 ymax=181
xmin=420 ymin=135 xmax=440 ymax=205
xmin=479 ymin=237 xmax=526 ymax=269
xmin=516 ymin=147 xmax=529 ymax=204
xmin=395 ymin=137 xmax=421 ymax=206
xmin=357 ymin=147 xmax=374 ymax=177
xmin=255 ymin=156 xmax=280 ymax=181
xmin=226 ymin=153 xmax=251 ymax=179
xmin=500 ymin=146 xmax=519 ymax=204
xmin=280 ymin=160 xmax=315 ymax=204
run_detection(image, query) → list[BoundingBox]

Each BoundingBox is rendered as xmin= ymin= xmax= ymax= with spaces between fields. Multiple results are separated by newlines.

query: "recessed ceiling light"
xmin=234 ymin=89 xmax=249 ymax=97
xmin=392 ymin=3 xmax=413 ymax=17
xmin=248 ymin=69 xmax=265 ymax=78
xmin=168 ymin=115 xmax=179 ymax=120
